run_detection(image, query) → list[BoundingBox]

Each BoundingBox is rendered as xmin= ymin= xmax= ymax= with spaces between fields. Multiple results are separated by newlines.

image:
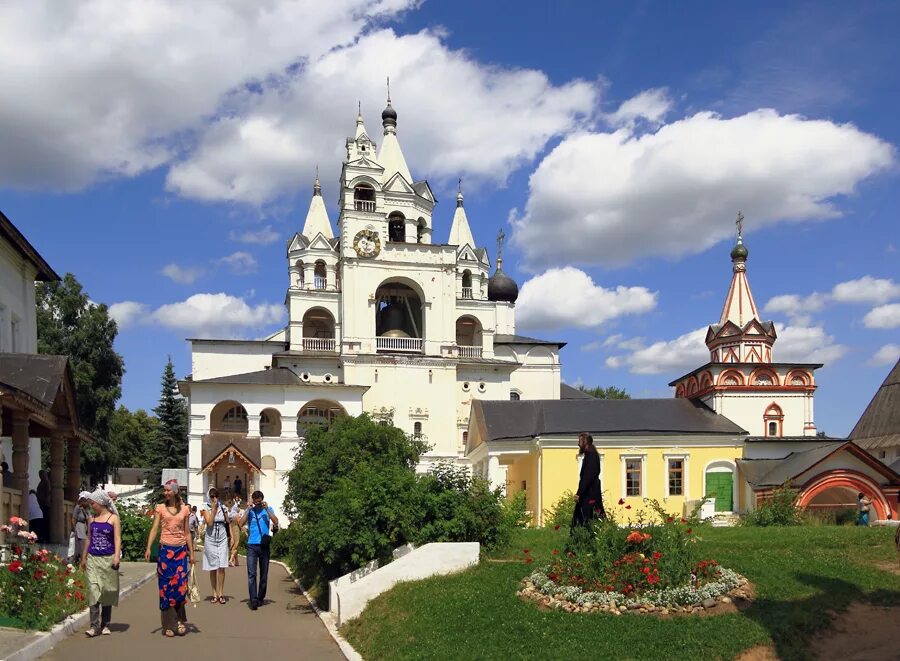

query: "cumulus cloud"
xmin=605 ymin=322 xmax=846 ymax=374
xmin=108 ymin=301 xmax=149 ymax=329
xmin=0 ymin=0 xmax=418 ymax=191
xmin=832 ymin=276 xmax=900 ymax=305
xmin=166 ymin=28 xmax=598 ymax=204
xmin=512 ymin=108 xmax=894 ymax=268
xmin=230 ymin=225 xmax=281 ymax=245
xmin=216 ymin=251 xmax=258 ymax=275
xmin=868 ymin=344 xmax=900 ymax=367
xmin=516 ymin=267 xmax=657 ymax=331
xmin=763 ymin=292 xmax=828 ymax=325
xmin=605 ymin=88 xmax=672 ymax=128
xmin=109 ymin=293 xmax=284 ymax=337
xmin=161 ymin=263 xmax=205 ymax=285
xmin=863 ymin=303 xmax=900 ymax=329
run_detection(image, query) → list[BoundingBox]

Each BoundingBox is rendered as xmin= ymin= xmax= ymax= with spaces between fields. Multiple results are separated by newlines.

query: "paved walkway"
xmin=40 ymin=556 xmax=343 ymax=660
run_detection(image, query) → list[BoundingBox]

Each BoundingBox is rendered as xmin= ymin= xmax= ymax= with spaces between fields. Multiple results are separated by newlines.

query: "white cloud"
xmin=230 ymin=225 xmax=281 ymax=245
xmin=831 ymin=276 xmax=900 ymax=305
xmin=763 ymin=292 xmax=828 ymax=324
xmin=161 ymin=263 xmax=205 ymax=284
xmin=166 ymin=28 xmax=598 ymax=204
xmin=216 ymin=251 xmax=258 ymax=275
xmin=512 ymin=108 xmax=894 ymax=268
xmin=581 ymin=341 xmax=603 ymax=353
xmin=108 ymin=301 xmax=149 ymax=329
xmin=605 ymin=322 xmax=846 ymax=374
xmin=605 ymin=88 xmax=672 ymax=128
xmin=863 ymin=303 xmax=900 ymax=329
xmin=0 ymin=0 xmax=418 ymax=191
xmin=151 ymin=293 xmax=285 ymax=337
xmin=868 ymin=344 xmax=900 ymax=367
xmin=516 ymin=267 xmax=657 ymax=330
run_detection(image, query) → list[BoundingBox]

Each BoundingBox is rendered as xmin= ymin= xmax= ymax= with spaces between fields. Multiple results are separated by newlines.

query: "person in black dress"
xmin=572 ymin=432 xmax=606 ymax=527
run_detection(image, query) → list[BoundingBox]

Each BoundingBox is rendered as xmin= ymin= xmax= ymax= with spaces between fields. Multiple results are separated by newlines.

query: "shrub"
xmin=0 ymin=518 xmax=87 ymax=629
xmin=410 ymin=462 xmax=509 ymax=550
xmin=543 ymin=491 xmax=576 ymax=529
xmin=118 ymin=503 xmax=153 ymax=561
xmin=502 ymin=489 xmax=531 ymax=529
xmin=742 ymin=483 xmax=803 ymax=527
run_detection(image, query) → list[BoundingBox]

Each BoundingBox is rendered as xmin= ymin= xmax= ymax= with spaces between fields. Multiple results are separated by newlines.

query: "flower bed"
xmin=517 ymin=500 xmax=752 ymax=615
xmin=0 ymin=517 xmax=88 ymax=629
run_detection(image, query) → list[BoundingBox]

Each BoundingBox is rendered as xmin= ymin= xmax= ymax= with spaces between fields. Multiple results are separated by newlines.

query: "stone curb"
xmin=5 ymin=566 xmax=157 ymax=661
xmin=270 ymin=560 xmax=363 ymax=661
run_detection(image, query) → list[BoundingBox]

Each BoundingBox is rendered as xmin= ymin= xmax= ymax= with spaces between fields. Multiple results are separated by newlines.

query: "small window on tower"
xmin=768 ymin=421 xmax=778 ymax=436
xmin=414 ymin=421 xmax=422 ymax=438
xmin=510 ymin=391 xmax=520 ymax=401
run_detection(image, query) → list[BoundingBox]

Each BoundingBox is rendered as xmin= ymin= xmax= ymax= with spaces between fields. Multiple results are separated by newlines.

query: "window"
xmin=413 ymin=421 xmax=422 ymax=438
xmin=388 ymin=213 xmax=406 ymax=242
xmin=878 ymin=450 xmax=887 ymax=460
xmin=221 ymin=405 xmax=248 ymax=432
xmin=668 ymin=459 xmax=684 ymax=496
xmin=462 ymin=431 xmax=468 ymax=444
xmin=625 ymin=459 xmax=642 ymax=497
xmin=354 ymin=184 xmax=376 ymax=212
xmin=768 ymin=421 xmax=778 ymax=436
xmin=510 ymin=391 xmax=520 ymax=401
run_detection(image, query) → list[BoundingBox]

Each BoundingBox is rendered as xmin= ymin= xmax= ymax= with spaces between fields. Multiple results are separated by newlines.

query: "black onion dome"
xmin=488 ymin=268 xmax=519 ymax=303
xmin=382 ymin=103 xmax=397 ymax=124
xmin=730 ymin=240 xmax=748 ymax=261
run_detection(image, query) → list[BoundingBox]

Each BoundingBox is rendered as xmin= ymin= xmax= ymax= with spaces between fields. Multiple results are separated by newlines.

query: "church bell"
xmin=378 ymin=301 xmax=409 ymax=337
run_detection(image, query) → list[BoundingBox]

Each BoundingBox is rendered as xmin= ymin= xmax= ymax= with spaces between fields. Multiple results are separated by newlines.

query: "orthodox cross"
xmin=736 ymin=211 xmax=744 ymax=239
xmin=496 ymin=228 xmax=506 ymax=266
xmin=387 ymin=76 xmax=391 ymax=103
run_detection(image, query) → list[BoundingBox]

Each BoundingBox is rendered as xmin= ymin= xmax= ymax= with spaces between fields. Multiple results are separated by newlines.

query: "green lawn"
xmin=341 ymin=525 xmax=900 ymax=661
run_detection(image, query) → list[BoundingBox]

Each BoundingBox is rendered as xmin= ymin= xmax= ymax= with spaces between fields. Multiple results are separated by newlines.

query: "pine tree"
xmin=146 ymin=357 xmax=188 ymax=487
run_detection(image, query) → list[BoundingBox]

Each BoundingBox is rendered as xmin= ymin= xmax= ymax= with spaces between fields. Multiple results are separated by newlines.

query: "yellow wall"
xmin=538 ymin=443 xmax=741 ymax=525
xmin=506 ymin=452 xmax=539 ymax=524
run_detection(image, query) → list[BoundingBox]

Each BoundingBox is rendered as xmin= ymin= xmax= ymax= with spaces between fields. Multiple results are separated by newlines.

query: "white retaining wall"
xmin=329 ymin=542 xmax=479 ymax=626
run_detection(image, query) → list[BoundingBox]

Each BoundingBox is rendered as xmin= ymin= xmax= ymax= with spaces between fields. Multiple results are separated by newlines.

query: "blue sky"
xmin=1 ymin=1 xmax=898 ymax=436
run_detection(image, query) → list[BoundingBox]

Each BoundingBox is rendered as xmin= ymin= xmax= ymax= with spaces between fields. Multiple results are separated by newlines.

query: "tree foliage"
xmin=107 ymin=405 xmax=158 ymax=469
xmin=145 ymin=357 xmax=188 ymax=487
xmin=36 ymin=274 xmax=125 ymax=483
xmin=578 ymin=385 xmax=631 ymax=399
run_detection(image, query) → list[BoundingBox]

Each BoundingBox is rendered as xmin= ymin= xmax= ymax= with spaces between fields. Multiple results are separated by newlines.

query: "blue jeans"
xmin=246 ymin=543 xmax=270 ymax=604
xmin=857 ymin=511 xmax=869 ymax=526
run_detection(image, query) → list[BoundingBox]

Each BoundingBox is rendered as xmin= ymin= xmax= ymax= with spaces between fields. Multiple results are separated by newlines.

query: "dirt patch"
xmin=735 ymin=645 xmax=778 ymax=661
xmin=871 ymin=559 xmax=900 ymax=576
xmin=808 ymin=602 xmax=900 ymax=661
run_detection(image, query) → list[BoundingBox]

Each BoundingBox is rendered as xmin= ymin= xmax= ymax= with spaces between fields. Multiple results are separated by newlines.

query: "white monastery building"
xmin=180 ymin=96 xmax=562 ymax=515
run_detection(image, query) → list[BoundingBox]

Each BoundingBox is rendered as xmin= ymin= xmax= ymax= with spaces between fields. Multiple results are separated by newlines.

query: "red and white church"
xmin=669 ymin=219 xmax=899 ymax=521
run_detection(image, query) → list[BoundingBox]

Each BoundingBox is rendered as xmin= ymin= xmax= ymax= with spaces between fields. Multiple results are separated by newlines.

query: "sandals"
xmin=218 ymin=596 xmax=226 ymax=604
xmin=164 ymin=629 xmax=175 ymax=638
xmin=177 ymin=622 xmax=187 ymax=636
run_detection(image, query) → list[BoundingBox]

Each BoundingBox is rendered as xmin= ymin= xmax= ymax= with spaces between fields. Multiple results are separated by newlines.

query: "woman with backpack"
xmin=200 ymin=487 xmax=232 ymax=604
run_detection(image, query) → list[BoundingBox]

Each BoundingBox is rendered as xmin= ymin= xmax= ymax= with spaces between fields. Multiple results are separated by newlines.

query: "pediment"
xmin=308 ymin=233 xmax=337 ymax=251
xmin=457 ymin=243 xmax=477 ymax=262
xmin=413 ymin=180 xmax=435 ymax=203
xmin=347 ymin=157 xmax=384 ymax=172
xmin=714 ymin=321 xmax=742 ymax=338
xmin=288 ymin=232 xmax=308 ymax=253
xmin=384 ymin=172 xmax=414 ymax=193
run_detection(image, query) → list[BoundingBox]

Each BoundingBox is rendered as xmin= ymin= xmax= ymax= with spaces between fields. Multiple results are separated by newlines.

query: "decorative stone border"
xmin=519 ymin=567 xmax=754 ymax=616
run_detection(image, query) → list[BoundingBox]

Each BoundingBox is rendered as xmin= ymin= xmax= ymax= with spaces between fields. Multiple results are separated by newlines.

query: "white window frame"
xmin=663 ymin=453 xmax=689 ymax=499
xmin=620 ymin=453 xmax=646 ymax=499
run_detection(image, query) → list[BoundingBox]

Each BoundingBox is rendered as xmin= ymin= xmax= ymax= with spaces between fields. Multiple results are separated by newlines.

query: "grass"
xmin=341 ymin=525 xmax=900 ymax=661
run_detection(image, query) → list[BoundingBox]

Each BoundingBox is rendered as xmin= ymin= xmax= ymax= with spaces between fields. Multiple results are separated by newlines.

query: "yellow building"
xmin=467 ymin=397 xmax=745 ymax=525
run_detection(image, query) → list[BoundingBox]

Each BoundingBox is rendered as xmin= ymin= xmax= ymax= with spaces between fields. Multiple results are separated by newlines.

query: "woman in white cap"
xmin=145 ymin=479 xmax=194 ymax=637
xmin=200 ymin=486 xmax=232 ymax=604
xmin=71 ymin=491 xmax=92 ymax=562
xmin=80 ymin=488 xmax=122 ymax=637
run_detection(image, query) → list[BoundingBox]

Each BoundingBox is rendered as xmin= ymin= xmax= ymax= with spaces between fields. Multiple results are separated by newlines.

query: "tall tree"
xmin=36 ymin=273 xmax=125 ymax=483
xmin=578 ymin=385 xmax=631 ymax=400
xmin=108 ymin=405 xmax=159 ymax=470
xmin=145 ymin=357 xmax=188 ymax=487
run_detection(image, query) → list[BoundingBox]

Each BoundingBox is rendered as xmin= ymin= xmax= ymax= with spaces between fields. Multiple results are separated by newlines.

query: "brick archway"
xmin=796 ymin=469 xmax=893 ymax=520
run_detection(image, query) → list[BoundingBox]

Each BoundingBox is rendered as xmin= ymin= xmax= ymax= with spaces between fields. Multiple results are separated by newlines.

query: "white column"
xmin=304 ymin=263 xmax=314 ymax=289
xmin=487 ymin=455 xmax=501 ymax=491
xmin=247 ymin=414 xmax=261 ymax=437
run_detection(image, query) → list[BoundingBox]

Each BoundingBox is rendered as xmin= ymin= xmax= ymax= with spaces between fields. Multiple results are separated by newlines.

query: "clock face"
xmin=353 ymin=229 xmax=381 ymax=258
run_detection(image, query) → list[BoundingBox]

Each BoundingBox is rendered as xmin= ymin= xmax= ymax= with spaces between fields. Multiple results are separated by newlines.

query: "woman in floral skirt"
xmin=145 ymin=479 xmax=194 ymax=637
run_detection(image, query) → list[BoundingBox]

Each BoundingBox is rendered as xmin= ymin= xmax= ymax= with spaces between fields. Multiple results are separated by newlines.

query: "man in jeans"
xmin=238 ymin=490 xmax=278 ymax=610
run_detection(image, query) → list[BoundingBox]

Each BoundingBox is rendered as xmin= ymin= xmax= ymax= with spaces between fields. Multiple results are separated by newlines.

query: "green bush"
xmin=741 ymin=483 xmax=803 ymax=527
xmin=118 ymin=503 xmax=153 ymax=561
xmin=543 ymin=490 xmax=576 ymax=528
xmin=410 ymin=462 xmax=509 ymax=550
xmin=502 ymin=489 xmax=531 ymax=529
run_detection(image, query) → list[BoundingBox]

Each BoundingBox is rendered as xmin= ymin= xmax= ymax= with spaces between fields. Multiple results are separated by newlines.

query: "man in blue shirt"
xmin=239 ymin=490 xmax=279 ymax=610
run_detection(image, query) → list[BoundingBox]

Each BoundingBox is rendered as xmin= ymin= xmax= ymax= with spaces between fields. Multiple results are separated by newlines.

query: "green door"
xmin=706 ymin=472 xmax=733 ymax=512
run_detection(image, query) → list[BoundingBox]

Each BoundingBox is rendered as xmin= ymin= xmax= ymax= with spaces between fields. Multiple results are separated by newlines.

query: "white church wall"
xmin=0 ymin=239 xmax=39 ymax=353
xmin=709 ymin=392 xmax=809 ymax=437
xmin=190 ymin=341 xmax=281 ymax=380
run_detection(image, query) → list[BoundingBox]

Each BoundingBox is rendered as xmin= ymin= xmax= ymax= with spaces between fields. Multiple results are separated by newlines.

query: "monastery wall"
xmin=190 ymin=341 xmax=281 ymax=380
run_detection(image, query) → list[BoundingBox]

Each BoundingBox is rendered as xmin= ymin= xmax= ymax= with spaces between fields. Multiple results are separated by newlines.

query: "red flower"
xmin=680 ymin=518 xmax=688 ymax=523
xmin=552 ymin=549 xmax=559 ymax=555
xmin=554 ymin=524 xmax=560 ymax=530
xmin=686 ymin=528 xmax=693 ymax=534
xmin=523 ymin=548 xmax=530 ymax=554
xmin=652 ymin=552 xmax=662 ymax=560
xmin=618 ymin=498 xmax=625 ymax=505
xmin=524 ymin=557 xmax=533 ymax=564
xmin=666 ymin=517 xmax=674 ymax=523
xmin=641 ymin=567 xmax=650 ymax=574
xmin=647 ymin=574 xmax=660 ymax=585
xmin=548 ymin=573 xmax=558 ymax=581
xmin=625 ymin=505 xmax=632 ymax=510
xmin=7 ymin=560 xmax=22 ymax=573
xmin=74 ymin=590 xmax=83 ymax=600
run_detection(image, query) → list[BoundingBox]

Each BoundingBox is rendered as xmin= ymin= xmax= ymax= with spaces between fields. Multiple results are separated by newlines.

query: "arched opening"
xmin=750 ymin=368 xmax=780 ymax=387
xmin=314 ymin=260 xmax=327 ymax=290
xmin=413 ymin=421 xmax=423 ymax=438
xmin=297 ymin=400 xmax=346 ymax=437
xmin=796 ymin=470 xmax=892 ymax=520
xmin=764 ymin=402 xmax=784 ymax=437
xmin=675 ymin=384 xmax=686 ymax=398
xmin=718 ymin=369 xmax=745 ymax=387
xmin=456 ymin=315 xmax=482 ymax=357
xmin=787 ymin=370 xmax=810 ymax=387
xmin=210 ymin=401 xmax=249 ymax=434
xmin=510 ymin=391 xmax=521 ymax=401
xmin=259 ymin=409 xmax=282 ymax=437
xmin=375 ymin=279 xmax=424 ymax=353
xmin=416 ymin=218 xmax=427 ymax=244
xmin=388 ymin=212 xmax=406 ymax=243
xmin=302 ymin=308 xmax=336 ymax=351
xmin=354 ymin=184 xmax=376 ymax=212
xmin=704 ymin=461 xmax=735 ymax=513
xmin=461 ymin=270 xmax=473 ymax=299
xmin=294 ymin=260 xmax=305 ymax=288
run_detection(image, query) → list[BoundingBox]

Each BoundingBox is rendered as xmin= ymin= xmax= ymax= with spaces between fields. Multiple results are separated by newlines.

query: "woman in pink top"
xmin=145 ymin=479 xmax=195 ymax=637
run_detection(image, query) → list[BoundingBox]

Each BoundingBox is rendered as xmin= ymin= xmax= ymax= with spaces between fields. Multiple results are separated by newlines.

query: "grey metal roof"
xmin=473 ymin=397 xmax=746 ymax=442
xmin=200 ymin=434 xmax=262 ymax=471
xmin=0 ymin=353 xmax=70 ymax=408
xmin=738 ymin=442 xmax=848 ymax=487
xmin=0 ymin=210 xmax=60 ymax=282
xmin=494 ymin=334 xmax=567 ymax=348
xmin=561 ymin=383 xmax=594 ymax=400
xmin=744 ymin=435 xmax=845 ymax=443
xmin=850 ymin=358 xmax=900 ymax=450
xmin=191 ymin=368 xmax=302 ymax=386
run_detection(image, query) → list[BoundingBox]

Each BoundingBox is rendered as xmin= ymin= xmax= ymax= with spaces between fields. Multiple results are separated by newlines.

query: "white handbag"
xmin=67 ymin=531 xmax=76 ymax=559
